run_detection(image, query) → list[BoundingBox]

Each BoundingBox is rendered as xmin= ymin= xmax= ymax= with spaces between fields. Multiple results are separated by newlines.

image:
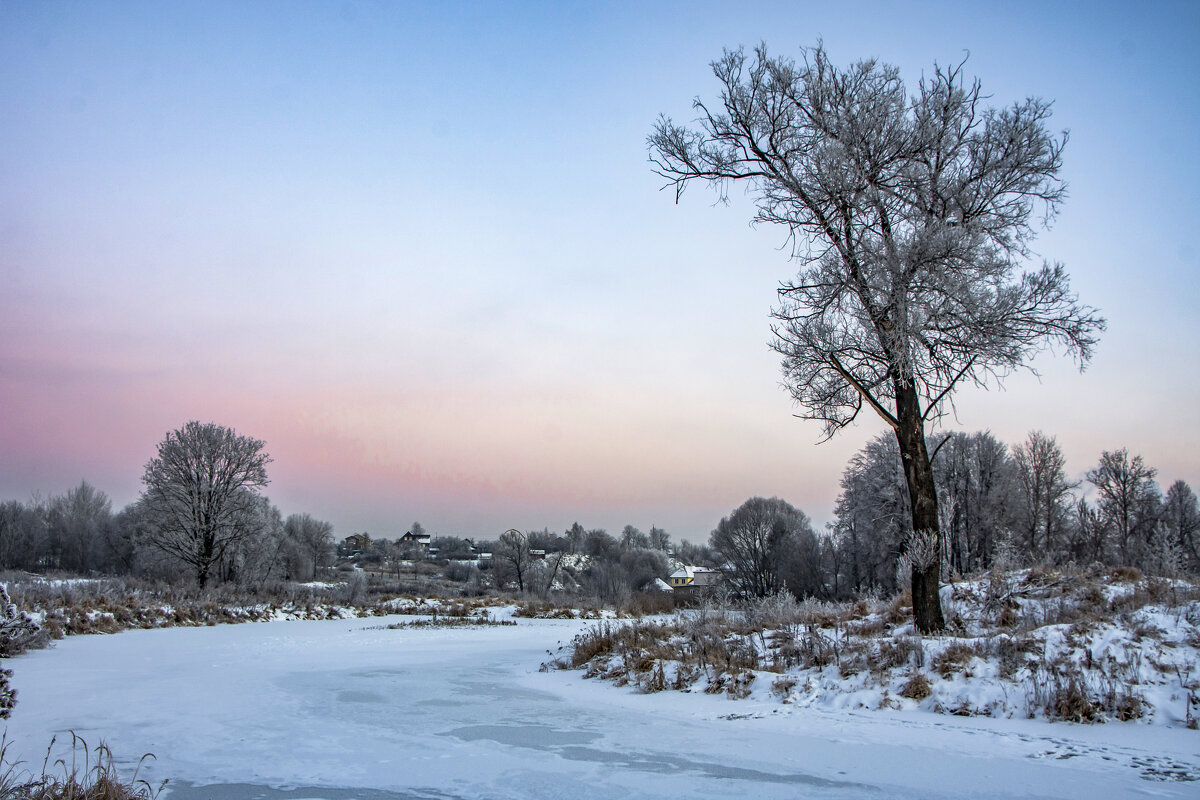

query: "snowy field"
xmin=3 ymin=613 xmax=1198 ymax=799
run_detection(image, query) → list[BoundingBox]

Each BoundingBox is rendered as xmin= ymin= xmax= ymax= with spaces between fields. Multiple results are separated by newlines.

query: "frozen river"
xmin=4 ymin=613 xmax=1197 ymax=799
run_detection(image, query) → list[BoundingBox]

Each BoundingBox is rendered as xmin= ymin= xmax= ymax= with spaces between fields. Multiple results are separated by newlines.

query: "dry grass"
xmin=1 ymin=573 xmax=521 ymax=648
xmin=558 ymin=567 xmax=1200 ymax=726
xmin=899 ymin=672 xmax=932 ymax=701
xmin=512 ymin=599 xmax=602 ymax=620
xmin=621 ymin=592 xmax=676 ymax=618
xmin=0 ymin=734 xmax=163 ymax=800
xmin=933 ymin=641 xmax=984 ymax=679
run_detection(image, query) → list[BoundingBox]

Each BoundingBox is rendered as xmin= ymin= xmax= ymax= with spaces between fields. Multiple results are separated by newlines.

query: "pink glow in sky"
xmin=2 ymin=1 xmax=1198 ymax=542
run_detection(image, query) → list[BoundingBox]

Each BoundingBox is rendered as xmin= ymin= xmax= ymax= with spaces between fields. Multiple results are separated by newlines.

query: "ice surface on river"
xmin=3 ymin=613 xmax=1198 ymax=799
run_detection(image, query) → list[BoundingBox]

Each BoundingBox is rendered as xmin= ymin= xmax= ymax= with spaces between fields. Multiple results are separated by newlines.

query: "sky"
xmin=1 ymin=0 xmax=1198 ymax=543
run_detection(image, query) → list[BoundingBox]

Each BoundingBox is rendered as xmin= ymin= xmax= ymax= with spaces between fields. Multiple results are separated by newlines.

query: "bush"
xmin=1048 ymin=677 xmax=1100 ymax=723
xmin=0 ymin=586 xmax=43 ymax=658
xmin=899 ymin=672 xmax=932 ymax=701
xmin=622 ymin=592 xmax=674 ymax=618
xmin=933 ymin=642 xmax=982 ymax=679
xmin=442 ymin=562 xmax=476 ymax=583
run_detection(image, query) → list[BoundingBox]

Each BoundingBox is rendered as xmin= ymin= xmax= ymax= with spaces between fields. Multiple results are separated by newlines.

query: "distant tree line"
xmin=821 ymin=431 xmax=1199 ymax=600
xmin=682 ymin=431 xmax=1196 ymax=604
xmin=0 ymin=422 xmax=335 ymax=586
xmin=0 ymin=483 xmax=335 ymax=585
xmin=4 ymin=423 xmax=1194 ymax=606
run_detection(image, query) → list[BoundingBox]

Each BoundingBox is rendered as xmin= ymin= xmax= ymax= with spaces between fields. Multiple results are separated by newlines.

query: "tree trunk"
xmin=893 ymin=378 xmax=946 ymax=633
xmin=198 ymin=528 xmax=215 ymax=589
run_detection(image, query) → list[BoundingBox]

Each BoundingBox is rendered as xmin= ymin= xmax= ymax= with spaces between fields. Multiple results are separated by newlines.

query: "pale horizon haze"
xmin=2 ymin=1 xmax=1197 ymax=543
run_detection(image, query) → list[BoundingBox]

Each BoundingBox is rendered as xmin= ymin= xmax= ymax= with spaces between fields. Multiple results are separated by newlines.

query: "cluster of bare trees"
xmin=459 ymin=523 xmax=684 ymax=602
xmin=701 ymin=434 xmax=1196 ymax=607
xmin=826 ymin=431 xmax=1198 ymax=599
xmin=709 ymin=497 xmax=822 ymax=599
xmin=0 ymin=422 xmax=335 ymax=587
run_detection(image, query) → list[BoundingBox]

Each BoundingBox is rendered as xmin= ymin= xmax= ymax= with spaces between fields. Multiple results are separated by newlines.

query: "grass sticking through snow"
xmin=0 ymin=733 xmax=163 ymax=800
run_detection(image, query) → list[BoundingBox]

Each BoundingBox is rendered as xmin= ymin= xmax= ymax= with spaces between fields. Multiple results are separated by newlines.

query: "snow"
xmin=3 ymin=614 xmax=1198 ymax=798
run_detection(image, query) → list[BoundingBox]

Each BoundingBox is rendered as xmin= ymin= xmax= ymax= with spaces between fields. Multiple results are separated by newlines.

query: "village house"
xmin=339 ymin=533 xmax=372 ymax=556
xmin=667 ymin=565 xmax=722 ymax=591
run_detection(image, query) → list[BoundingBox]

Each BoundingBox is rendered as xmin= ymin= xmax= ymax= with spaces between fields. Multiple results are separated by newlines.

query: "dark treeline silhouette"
xmin=2 ymin=425 xmax=1194 ymax=605
xmin=0 ymin=421 xmax=336 ymax=586
xmin=0 ymin=481 xmax=335 ymax=586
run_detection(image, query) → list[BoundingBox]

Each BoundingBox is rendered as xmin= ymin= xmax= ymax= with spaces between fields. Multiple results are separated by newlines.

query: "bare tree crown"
xmin=650 ymin=44 xmax=1104 ymax=439
xmin=140 ymin=421 xmax=272 ymax=586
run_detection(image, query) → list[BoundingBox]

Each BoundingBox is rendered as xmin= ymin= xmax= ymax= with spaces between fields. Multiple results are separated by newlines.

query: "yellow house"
xmin=668 ymin=565 xmax=720 ymax=588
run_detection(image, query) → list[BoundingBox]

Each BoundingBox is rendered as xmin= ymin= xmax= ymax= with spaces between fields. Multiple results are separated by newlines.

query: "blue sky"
xmin=2 ymin=1 xmax=1197 ymax=542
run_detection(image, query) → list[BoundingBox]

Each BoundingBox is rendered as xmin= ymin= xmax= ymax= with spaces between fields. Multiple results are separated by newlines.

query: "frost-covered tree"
xmin=1162 ymin=481 xmax=1200 ymax=573
xmin=581 ymin=560 xmax=632 ymax=604
xmin=0 ymin=500 xmax=48 ymax=571
xmin=620 ymin=525 xmax=650 ymax=551
xmin=564 ymin=522 xmax=586 ymax=554
xmin=0 ymin=585 xmax=41 ymax=659
xmin=222 ymin=499 xmax=285 ymax=585
xmin=834 ymin=430 xmax=1019 ymax=588
xmin=1070 ymin=496 xmax=1106 ymax=564
xmin=673 ymin=538 xmax=717 ymax=568
xmin=711 ymin=496 xmax=814 ymax=598
xmin=619 ymin=548 xmax=669 ymax=591
xmin=648 ymin=525 xmax=671 ymax=552
xmin=931 ymin=431 xmax=1014 ymax=575
xmin=1087 ymin=449 xmax=1160 ymax=567
xmin=0 ymin=584 xmax=42 ymax=719
xmin=283 ymin=513 xmax=335 ymax=580
xmin=832 ymin=435 xmax=910 ymax=595
xmin=45 ymin=481 xmax=113 ymax=573
xmin=140 ymin=421 xmax=272 ymax=587
xmin=779 ymin=524 xmax=827 ymax=599
xmin=431 ymin=535 xmax=475 ymax=560
xmin=1011 ymin=431 xmax=1075 ymax=563
xmin=583 ymin=529 xmax=619 ymax=561
xmin=651 ymin=44 xmax=1103 ymax=631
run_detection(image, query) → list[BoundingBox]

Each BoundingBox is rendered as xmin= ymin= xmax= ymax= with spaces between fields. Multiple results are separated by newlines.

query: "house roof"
xmin=669 ymin=564 xmax=718 ymax=580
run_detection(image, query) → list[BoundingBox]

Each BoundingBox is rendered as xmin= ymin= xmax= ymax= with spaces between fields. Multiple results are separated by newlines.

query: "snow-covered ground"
xmin=3 ymin=613 xmax=1197 ymax=799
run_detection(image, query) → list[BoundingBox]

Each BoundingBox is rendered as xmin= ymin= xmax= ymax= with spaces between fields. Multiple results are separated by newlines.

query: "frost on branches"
xmin=651 ymin=43 xmax=1104 ymax=632
xmin=0 ymin=584 xmax=42 ymax=718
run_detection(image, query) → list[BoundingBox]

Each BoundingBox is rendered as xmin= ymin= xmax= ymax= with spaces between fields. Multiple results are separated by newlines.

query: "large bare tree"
xmin=1012 ymin=430 xmax=1075 ymax=563
xmin=1087 ymin=448 xmax=1160 ymax=566
xmin=494 ymin=528 xmax=531 ymax=594
xmin=651 ymin=44 xmax=1103 ymax=631
xmin=710 ymin=496 xmax=813 ymax=599
xmin=1162 ymin=481 xmax=1200 ymax=573
xmin=141 ymin=421 xmax=272 ymax=587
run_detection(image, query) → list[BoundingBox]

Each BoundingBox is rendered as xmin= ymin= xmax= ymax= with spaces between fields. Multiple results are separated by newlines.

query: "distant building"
xmin=340 ymin=533 xmax=372 ymax=556
xmin=399 ymin=531 xmax=432 ymax=546
xmin=668 ymin=565 xmax=721 ymax=589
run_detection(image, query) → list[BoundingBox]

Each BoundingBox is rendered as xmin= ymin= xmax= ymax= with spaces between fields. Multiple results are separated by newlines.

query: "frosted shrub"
xmin=0 ymin=586 xmax=41 ymax=658
xmin=745 ymin=592 xmax=802 ymax=633
xmin=338 ymin=570 xmax=368 ymax=605
xmin=0 ymin=585 xmax=42 ymax=719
